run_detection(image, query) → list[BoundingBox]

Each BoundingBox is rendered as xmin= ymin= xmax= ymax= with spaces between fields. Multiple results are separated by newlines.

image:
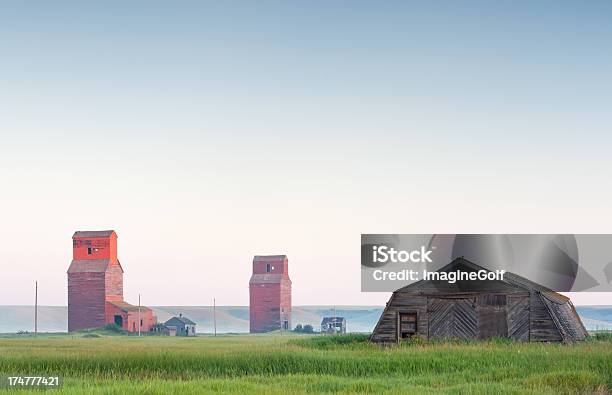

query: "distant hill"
xmin=0 ymin=305 xmax=610 ymax=334
xmin=575 ymin=306 xmax=612 ymax=331
xmin=0 ymin=306 xmax=67 ymax=333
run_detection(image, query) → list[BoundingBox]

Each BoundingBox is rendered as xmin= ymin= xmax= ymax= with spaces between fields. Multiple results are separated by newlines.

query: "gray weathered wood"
xmin=371 ymin=258 xmax=587 ymax=343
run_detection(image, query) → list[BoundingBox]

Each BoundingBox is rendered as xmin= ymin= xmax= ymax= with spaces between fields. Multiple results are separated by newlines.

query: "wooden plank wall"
xmin=528 ymin=292 xmax=562 ymax=342
xmin=477 ymin=295 xmax=508 ymax=339
xmin=507 ymin=295 xmax=529 ymax=341
xmin=370 ymin=293 xmax=427 ymax=343
xmin=428 ymin=297 xmax=477 ymax=340
xmin=104 ymin=264 xmax=123 ymax=301
xmin=371 ymin=290 xmax=567 ymax=343
xmin=68 ymin=272 xmax=106 ymax=332
xmin=541 ymin=296 xmax=587 ymax=341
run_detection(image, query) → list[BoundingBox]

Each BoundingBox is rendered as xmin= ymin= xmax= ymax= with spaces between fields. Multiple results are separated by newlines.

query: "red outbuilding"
xmin=67 ymin=230 xmax=156 ymax=332
xmin=249 ymin=255 xmax=292 ymax=333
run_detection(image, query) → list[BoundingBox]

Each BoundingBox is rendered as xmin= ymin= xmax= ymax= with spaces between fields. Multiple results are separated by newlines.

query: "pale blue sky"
xmin=1 ymin=1 xmax=611 ymax=306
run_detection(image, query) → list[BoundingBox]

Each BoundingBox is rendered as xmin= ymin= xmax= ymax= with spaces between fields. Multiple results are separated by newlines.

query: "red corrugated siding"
xmin=73 ymin=233 xmax=117 ymax=261
xmin=127 ymin=310 xmax=156 ymax=332
xmin=68 ymin=272 xmax=106 ymax=331
xmin=104 ymin=263 xmax=123 ymax=301
xmin=105 ymin=302 xmax=128 ymax=329
xmin=249 ymin=256 xmax=292 ymax=333
xmin=105 ymin=302 xmax=157 ymax=332
xmin=280 ymin=278 xmax=291 ymax=328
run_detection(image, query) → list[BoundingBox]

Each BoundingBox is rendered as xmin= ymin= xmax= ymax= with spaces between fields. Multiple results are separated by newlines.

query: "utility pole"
xmin=213 ymin=298 xmax=217 ymax=337
xmin=138 ymin=294 xmax=141 ymax=337
xmin=34 ymin=281 xmax=38 ymax=337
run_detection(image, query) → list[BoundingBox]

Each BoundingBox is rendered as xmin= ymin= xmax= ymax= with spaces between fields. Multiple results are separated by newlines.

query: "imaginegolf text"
xmin=372 ymin=269 xmax=506 ymax=283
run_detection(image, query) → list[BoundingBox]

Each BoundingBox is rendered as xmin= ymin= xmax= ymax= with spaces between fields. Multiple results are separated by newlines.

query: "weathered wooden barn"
xmin=67 ymin=230 xmax=156 ymax=332
xmin=249 ymin=255 xmax=292 ymax=333
xmin=371 ymin=257 xmax=587 ymax=343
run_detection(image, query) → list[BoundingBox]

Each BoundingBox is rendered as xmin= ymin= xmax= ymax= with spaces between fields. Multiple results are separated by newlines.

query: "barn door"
xmin=507 ymin=295 xmax=529 ymax=341
xmin=477 ymin=295 xmax=508 ymax=339
xmin=428 ymin=298 xmax=477 ymax=340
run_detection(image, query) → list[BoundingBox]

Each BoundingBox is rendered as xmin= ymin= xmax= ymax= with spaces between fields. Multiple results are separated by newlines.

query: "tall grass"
xmin=0 ymin=334 xmax=610 ymax=394
xmin=588 ymin=331 xmax=612 ymax=342
xmin=289 ymin=333 xmax=370 ymax=349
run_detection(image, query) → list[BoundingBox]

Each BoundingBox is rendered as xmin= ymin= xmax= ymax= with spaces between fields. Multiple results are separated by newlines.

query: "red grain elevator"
xmin=249 ymin=255 xmax=292 ymax=333
xmin=67 ymin=230 xmax=156 ymax=332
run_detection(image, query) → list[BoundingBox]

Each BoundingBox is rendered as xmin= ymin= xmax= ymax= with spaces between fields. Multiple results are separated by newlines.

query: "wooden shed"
xmin=371 ymin=257 xmax=587 ymax=343
xmin=164 ymin=314 xmax=196 ymax=336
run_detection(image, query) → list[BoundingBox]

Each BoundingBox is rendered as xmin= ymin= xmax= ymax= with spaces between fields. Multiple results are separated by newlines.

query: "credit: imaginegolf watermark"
xmin=372 ymin=267 xmax=506 ymax=283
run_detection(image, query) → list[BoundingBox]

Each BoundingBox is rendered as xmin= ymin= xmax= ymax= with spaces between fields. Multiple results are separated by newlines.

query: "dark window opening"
xmin=399 ymin=312 xmax=417 ymax=339
xmin=114 ymin=315 xmax=123 ymax=327
xmin=266 ymin=264 xmax=271 ymax=273
xmin=140 ymin=319 xmax=143 ymax=327
xmin=87 ymin=247 xmax=92 ymax=255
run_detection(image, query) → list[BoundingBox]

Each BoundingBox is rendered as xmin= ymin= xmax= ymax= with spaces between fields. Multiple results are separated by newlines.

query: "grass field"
xmin=0 ymin=332 xmax=611 ymax=394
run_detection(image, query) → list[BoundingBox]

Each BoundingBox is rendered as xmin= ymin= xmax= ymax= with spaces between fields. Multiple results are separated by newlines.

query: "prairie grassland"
xmin=0 ymin=333 xmax=610 ymax=394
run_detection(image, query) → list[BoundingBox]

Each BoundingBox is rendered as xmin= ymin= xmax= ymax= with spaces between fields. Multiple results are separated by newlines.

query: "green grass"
xmin=0 ymin=333 xmax=610 ymax=394
xmin=289 ymin=333 xmax=371 ymax=349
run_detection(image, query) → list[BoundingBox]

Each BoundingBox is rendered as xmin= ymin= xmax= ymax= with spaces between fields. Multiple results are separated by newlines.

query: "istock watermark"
xmin=371 ymin=246 xmax=433 ymax=264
